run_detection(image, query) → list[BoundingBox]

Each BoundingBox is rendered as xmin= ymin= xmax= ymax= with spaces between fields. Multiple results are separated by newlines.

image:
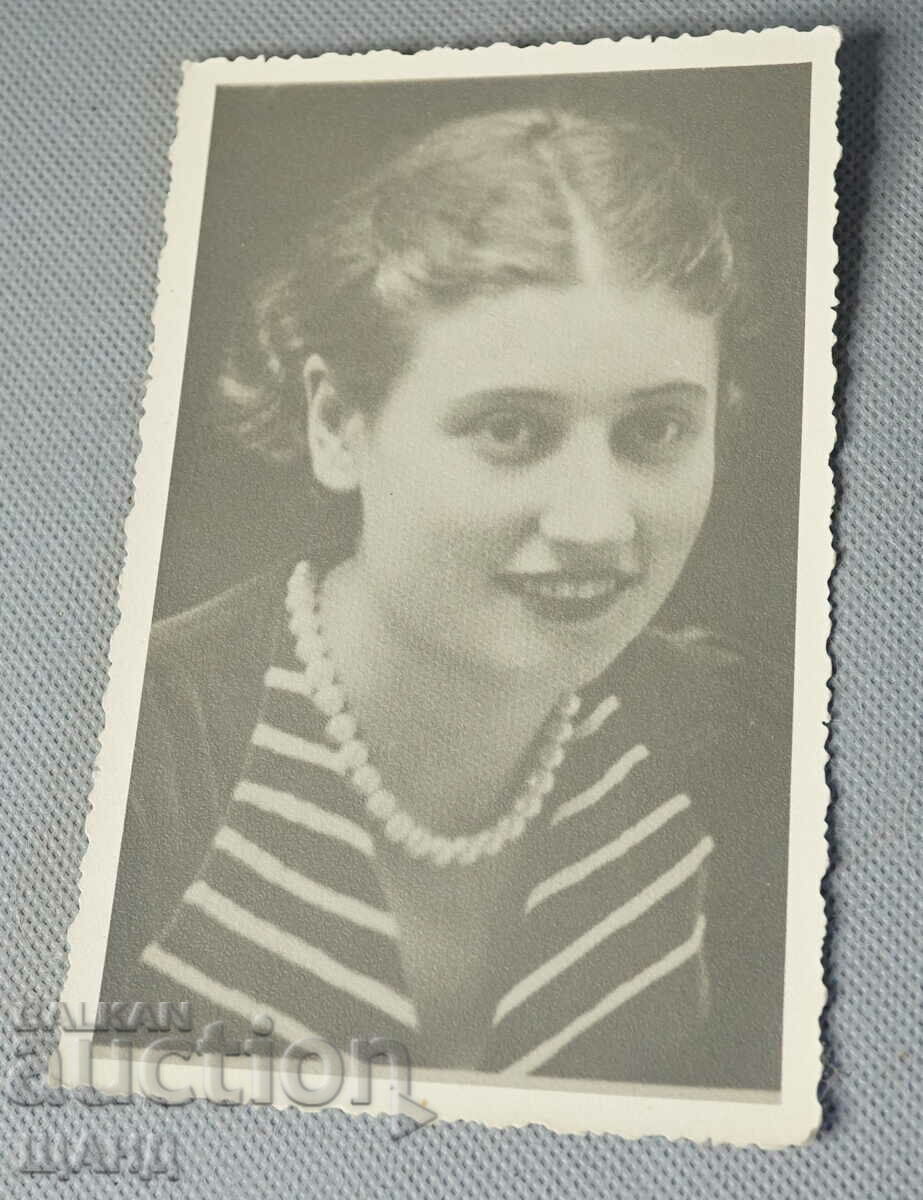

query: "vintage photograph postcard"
xmin=56 ymin=27 xmax=839 ymax=1145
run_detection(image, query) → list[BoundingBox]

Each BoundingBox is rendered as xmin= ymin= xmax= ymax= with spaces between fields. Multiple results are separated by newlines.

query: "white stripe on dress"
xmin=182 ymin=881 xmax=418 ymax=1030
xmin=234 ymin=779 xmax=374 ymax=858
xmin=498 ymin=915 xmax=707 ymax=1077
xmin=141 ymin=942 xmax=318 ymax=1045
xmin=525 ymin=793 xmax=692 ymax=913
xmin=264 ymin=666 xmax=314 ymax=697
xmin=251 ymin=722 xmax=344 ymax=774
xmin=214 ymin=826 xmax=397 ymax=938
xmin=493 ymin=835 xmax=714 ymax=1026
xmin=572 ymin=694 xmax=621 ymax=740
xmin=550 ymin=744 xmax=650 ymax=826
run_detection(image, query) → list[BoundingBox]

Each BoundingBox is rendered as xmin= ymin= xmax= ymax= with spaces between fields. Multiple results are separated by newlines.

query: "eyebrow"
xmin=458 ymin=381 xmax=710 ymax=409
xmin=627 ymin=381 xmax=710 ymax=405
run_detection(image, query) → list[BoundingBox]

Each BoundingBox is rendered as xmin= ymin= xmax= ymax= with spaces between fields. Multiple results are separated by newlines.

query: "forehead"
xmin=393 ymin=282 xmax=720 ymax=403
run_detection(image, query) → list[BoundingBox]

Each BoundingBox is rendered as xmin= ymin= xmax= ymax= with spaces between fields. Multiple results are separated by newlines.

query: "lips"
xmin=497 ymin=570 xmax=637 ymax=623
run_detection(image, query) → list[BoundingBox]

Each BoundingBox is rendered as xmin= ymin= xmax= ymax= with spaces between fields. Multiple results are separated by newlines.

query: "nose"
xmin=538 ymin=426 xmax=637 ymax=548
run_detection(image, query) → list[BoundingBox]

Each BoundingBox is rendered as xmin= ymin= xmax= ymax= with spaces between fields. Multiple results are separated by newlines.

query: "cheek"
xmin=356 ymin=463 xmax=491 ymax=590
xmin=645 ymin=452 xmax=715 ymax=561
xmin=362 ymin=436 xmax=524 ymax=550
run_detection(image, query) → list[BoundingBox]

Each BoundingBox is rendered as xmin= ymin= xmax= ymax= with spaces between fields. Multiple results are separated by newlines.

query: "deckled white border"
xmin=56 ymin=27 xmax=840 ymax=1146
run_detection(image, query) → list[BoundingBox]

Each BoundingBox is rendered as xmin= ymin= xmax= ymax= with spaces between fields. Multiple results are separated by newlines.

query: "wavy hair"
xmin=215 ymin=106 xmax=743 ymax=477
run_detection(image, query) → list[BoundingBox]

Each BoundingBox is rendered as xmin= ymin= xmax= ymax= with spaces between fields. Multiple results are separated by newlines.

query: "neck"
xmin=318 ymin=556 xmax=566 ymax=831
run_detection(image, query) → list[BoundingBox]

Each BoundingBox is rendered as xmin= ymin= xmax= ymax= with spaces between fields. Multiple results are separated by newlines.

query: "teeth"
xmin=519 ymin=577 xmax=618 ymax=600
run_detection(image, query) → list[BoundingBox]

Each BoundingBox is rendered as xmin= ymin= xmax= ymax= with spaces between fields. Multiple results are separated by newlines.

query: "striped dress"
xmin=98 ymin=562 xmax=789 ymax=1088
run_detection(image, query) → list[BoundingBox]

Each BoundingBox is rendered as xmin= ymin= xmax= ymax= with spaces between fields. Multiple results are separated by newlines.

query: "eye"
xmin=613 ymin=407 xmax=699 ymax=464
xmin=471 ymin=408 xmax=551 ymax=462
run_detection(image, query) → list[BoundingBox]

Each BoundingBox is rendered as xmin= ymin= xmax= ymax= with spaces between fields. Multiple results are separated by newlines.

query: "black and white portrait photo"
xmin=59 ymin=30 xmax=839 ymax=1144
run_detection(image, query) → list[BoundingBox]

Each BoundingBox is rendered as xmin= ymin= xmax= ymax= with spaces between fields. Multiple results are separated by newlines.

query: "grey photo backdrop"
xmin=152 ymin=63 xmax=810 ymax=673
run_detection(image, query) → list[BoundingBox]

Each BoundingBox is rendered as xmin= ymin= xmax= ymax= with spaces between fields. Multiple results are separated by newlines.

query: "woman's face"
xmin=346 ymin=279 xmax=719 ymax=690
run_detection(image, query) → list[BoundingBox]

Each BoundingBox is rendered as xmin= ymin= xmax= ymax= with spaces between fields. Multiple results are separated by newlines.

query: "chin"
xmin=464 ymin=609 xmax=636 ymax=686
xmin=428 ymin=580 xmax=661 ymax=682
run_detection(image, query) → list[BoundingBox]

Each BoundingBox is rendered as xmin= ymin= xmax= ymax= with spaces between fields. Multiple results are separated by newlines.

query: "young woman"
xmin=99 ymin=107 xmax=790 ymax=1088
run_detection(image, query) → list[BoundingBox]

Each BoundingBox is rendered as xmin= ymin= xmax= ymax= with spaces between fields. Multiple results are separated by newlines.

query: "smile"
xmin=519 ymin=577 xmax=618 ymax=600
xmin=497 ymin=571 xmax=637 ymax=623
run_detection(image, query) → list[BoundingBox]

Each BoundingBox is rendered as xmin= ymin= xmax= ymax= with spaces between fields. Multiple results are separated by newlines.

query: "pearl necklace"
xmin=284 ymin=560 xmax=581 ymax=868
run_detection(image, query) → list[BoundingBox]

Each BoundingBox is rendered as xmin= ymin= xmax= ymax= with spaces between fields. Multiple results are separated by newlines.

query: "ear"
xmin=304 ymin=353 xmax=366 ymax=493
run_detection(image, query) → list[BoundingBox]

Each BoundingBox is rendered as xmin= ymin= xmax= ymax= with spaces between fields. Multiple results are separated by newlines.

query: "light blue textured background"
xmin=1 ymin=2 xmax=920 ymax=1196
